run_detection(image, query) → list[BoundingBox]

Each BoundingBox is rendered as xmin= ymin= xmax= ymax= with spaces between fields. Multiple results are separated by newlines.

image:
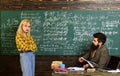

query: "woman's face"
xmin=22 ymin=23 xmax=31 ymax=33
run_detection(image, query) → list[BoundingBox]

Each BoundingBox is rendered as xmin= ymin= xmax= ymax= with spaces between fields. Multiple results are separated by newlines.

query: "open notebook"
xmin=106 ymin=56 xmax=120 ymax=70
xmin=98 ymin=56 xmax=120 ymax=72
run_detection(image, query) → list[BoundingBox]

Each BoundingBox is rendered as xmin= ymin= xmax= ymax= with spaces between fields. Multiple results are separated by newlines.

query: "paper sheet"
xmin=68 ymin=67 xmax=85 ymax=71
xmin=107 ymin=69 xmax=120 ymax=73
xmin=82 ymin=57 xmax=94 ymax=68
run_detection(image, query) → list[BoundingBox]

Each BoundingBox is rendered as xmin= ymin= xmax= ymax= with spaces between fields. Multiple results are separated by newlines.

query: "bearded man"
xmin=79 ymin=32 xmax=110 ymax=69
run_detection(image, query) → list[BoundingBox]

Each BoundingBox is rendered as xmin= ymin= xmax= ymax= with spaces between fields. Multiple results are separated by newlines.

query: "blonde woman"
xmin=16 ymin=19 xmax=37 ymax=76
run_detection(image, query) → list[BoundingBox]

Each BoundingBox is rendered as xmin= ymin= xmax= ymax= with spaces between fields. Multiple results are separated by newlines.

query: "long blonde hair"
xmin=16 ymin=19 xmax=32 ymax=37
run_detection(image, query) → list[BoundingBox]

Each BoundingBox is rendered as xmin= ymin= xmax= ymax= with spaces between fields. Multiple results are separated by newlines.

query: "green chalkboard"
xmin=0 ymin=10 xmax=120 ymax=56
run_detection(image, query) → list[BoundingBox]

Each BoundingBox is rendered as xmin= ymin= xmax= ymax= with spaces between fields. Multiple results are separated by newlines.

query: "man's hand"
xmin=79 ymin=57 xmax=84 ymax=62
xmin=83 ymin=64 xmax=89 ymax=68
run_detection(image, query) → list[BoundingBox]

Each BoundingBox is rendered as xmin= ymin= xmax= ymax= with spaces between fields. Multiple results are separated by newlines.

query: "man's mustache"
xmin=90 ymin=43 xmax=99 ymax=50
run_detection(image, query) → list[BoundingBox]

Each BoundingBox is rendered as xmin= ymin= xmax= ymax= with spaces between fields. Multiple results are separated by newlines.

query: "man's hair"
xmin=93 ymin=32 xmax=107 ymax=45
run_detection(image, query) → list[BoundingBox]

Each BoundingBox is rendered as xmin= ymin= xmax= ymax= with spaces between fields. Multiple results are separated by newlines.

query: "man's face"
xmin=92 ymin=38 xmax=99 ymax=46
xmin=91 ymin=38 xmax=99 ymax=50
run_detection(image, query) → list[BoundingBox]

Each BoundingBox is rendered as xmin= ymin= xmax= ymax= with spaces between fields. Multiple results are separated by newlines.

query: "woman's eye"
xmin=25 ymin=25 xmax=27 ymax=27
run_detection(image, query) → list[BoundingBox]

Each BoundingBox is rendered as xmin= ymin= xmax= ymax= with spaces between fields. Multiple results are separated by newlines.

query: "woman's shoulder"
xmin=16 ymin=33 xmax=22 ymax=37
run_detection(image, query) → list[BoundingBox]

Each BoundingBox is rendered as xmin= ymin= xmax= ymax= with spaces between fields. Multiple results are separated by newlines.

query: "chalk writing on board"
xmin=1 ymin=10 xmax=120 ymax=55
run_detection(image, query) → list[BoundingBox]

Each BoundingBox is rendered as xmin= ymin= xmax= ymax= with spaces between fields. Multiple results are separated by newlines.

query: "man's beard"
xmin=90 ymin=43 xmax=99 ymax=50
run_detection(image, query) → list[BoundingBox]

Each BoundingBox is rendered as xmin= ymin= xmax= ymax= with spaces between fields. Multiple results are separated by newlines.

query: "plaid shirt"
xmin=16 ymin=34 xmax=37 ymax=52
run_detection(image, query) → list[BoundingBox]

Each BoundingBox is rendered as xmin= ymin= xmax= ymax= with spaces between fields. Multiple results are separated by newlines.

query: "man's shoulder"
xmin=99 ymin=45 xmax=109 ymax=52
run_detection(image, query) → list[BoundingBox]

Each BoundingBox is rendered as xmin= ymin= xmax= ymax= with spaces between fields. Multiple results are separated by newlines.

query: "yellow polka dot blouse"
xmin=16 ymin=34 xmax=37 ymax=52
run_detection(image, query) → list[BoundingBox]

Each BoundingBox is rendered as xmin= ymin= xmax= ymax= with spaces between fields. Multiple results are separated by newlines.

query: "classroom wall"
xmin=1 ymin=0 xmax=120 ymax=10
xmin=0 ymin=55 xmax=119 ymax=76
xmin=0 ymin=55 xmax=79 ymax=76
xmin=0 ymin=0 xmax=120 ymax=76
